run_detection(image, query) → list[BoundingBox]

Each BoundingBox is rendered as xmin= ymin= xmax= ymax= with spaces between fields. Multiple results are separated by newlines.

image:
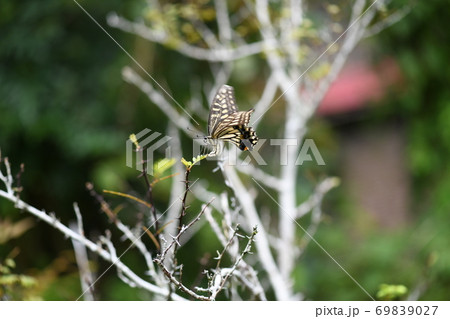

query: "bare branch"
xmin=236 ymin=164 xmax=282 ymax=191
xmin=70 ymin=204 xmax=95 ymax=301
xmin=312 ymin=0 xmax=380 ymax=110
xmin=364 ymin=5 xmax=413 ymax=38
xmin=0 ymin=163 xmax=185 ymax=300
xmin=156 ymin=262 xmax=211 ymax=300
xmin=209 ymin=226 xmax=258 ymax=300
xmin=203 ymin=201 xmax=266 ymax=300
xmin=73 ymin=202 xmax=84 ymax=236
xmin=0 ymin=157 xmax=13 ymax=194
xmin=204 ymin=205 xmax=228 ymax=247
xmin=115 ymin=220 xmax=160 ymax=283
xmin=252 ymin=75 xmax=278 ymax=129
xmin=214 ymin=0 xmax=232 ymax=43
xmin=156 ymin=199 xmax=214 ymax=264
xmin=220 ymin=159 xmax=290 ymax=300
xmin=214 ymin=225 xmax=240 ymax=271
xmin=188 ymin=17 xmax=220 ymax=49
xmin=296 ymin=177 xmax=340 ymax=219
xmin=107 ymin=13 xmax=271 ymax=62
xmin=0 ymin=192 xmax=186 ymax=300
xmin=121 ymin=67 xmax=195 ymax=136
xmin=255 ymin=0 xmax=293 ymax=87
xmin=154 ymin=201 xmax=214 ymax=300
xmin=164 ymin=124 xmax=185 ymax=239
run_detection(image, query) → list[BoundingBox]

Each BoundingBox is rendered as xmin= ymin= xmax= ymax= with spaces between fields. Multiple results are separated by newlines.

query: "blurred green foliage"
xmin=378 ymin=0 xmax=450 ymax=300
xmin=0 ymin=0 xmax=230 ymax=300
xmin=0 ymin=256 xmax=38 ymax=300
xmin=299 ymin=0 xmax=450 ymax=301
xmin=0 ymin=0 xmax=161 ymax=300
xmin=376 ymin=284 xmax=408 ymax=301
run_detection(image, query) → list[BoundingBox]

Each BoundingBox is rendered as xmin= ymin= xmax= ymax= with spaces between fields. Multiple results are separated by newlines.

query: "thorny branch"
xmin=208 ymin=226 xmax=258 ymax=300
xmin=157 ymin=199 xmax=215 ymax=264
xmin=1 ymin=155 xmax=259 ymax=300
xmin=154 ymin=201 xmax=213 ymax=300
xmin=0 ymin=157 xmax=184 ymax=300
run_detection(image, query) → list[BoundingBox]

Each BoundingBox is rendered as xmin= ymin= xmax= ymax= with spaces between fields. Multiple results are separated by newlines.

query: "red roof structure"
xmin=317 ymin=58 xmax=402 ymax=116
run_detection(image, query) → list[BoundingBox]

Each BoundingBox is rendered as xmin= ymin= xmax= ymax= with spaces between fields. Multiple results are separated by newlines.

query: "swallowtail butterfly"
xmin=205 ymin=85 xmax=258 ymax=156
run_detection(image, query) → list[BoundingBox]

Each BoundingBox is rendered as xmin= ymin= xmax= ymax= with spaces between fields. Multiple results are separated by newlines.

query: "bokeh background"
xmin=1 ymin=0 xmax=449 ymax=300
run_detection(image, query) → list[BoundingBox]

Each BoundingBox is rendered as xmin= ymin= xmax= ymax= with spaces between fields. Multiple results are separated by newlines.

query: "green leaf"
xmin=181 ymin=157 xmax=192 ymax=168
xmin=153 ymin=158 xmax=176 ymax=176
xmin=376 ymin=284 xmax=408 ymax=300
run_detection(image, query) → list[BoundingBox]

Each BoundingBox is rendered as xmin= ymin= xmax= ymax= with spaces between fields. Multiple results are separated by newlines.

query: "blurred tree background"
xmin=303 ymin=0 xmax=450 ymax=300
xmin=1 ymin=0 xmax=449 ymax=300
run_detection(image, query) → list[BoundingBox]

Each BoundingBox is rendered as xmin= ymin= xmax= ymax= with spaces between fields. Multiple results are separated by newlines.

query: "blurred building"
xmin=317 ymin=57 xmax=409 ymax=228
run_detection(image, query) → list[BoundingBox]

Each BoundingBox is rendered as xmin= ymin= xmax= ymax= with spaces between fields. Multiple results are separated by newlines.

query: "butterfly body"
xmin=206 ymin=85 xmax=258 ymax=155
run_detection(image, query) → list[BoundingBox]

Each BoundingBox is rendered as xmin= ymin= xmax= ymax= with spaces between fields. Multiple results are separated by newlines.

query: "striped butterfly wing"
xmin=207 ymin=85 xmax=258 ymax=154
xmin=208 ymin=85 xmax=238 ymax=136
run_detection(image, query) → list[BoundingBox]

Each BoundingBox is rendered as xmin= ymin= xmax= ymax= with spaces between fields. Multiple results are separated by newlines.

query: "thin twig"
xmin=139 ymin=151 xmax=160 ymax=245
xmin=86 ymin=182 xmax=117 ymax=223
xmin=157 ymin=199 xmax=214 ymax=263
xmin=156 ymin=262 xmax=211 ymax=301
xmin=364 ymin=5 xmax=413 ymax=38
xmin=70 ymin=207 xmax=94 ymax=301
xmin=73 ymin=202 xmax=84 ymax=236
xmin=220 ymin=158 xmax=289 ymax=300
xmin=214 ymin=225 xmax=240 ymax=270
xmin=107 ymin=13 xmax=272 ymax=62
xmin=0 ymin=186 xmax=185 ymax=300
xmin=178 ymin=167 xmax=191 ymax=233
xmin=154 ymin=200 xmax=214 ymax=300
xmin=209 ymin=226 xmax=258 ymax=300
xmin=296 ymin=177 xmax=340 ymax=219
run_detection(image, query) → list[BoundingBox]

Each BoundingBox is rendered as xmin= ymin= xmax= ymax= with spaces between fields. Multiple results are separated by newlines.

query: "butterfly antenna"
xmin=187 ymin=126 xmax=204 ymax=139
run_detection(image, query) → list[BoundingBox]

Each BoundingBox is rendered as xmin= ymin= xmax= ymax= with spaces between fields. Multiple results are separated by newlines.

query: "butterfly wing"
xmin=212 ymin=109 xmax=251 ymax=139
xmin=207 ymin=85 xmax=258 ymax=154
xmin=208 ymin=85 xmax=238 ymax=136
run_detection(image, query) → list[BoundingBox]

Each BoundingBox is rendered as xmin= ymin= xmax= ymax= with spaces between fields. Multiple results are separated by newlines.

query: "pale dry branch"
xmin=364 ymin=4 xmax=412 ymax=38
xmin=209 ymin=226 xmax=258 ymax=300
xmin=203 ymin=197 xmax=266 ymax=300
xmin=252 ymin=75 xmax=278 ymax=128
xmin=407 ymin=278 xmax=429 ymax=301
xmin=236 ymin=164 xmax=282 ymax=191
xmin=214 ymin=0 xmax=232 ymax=43
xmin=115 ymin=220 xmax=161 ymax=284
xmin=156 ymin=261 xmax=211 ymax=300
xmin=164 ymin=124 xmax=185 ymax=241
xmin=220 ymin=158 xmax=290 ymax=300
xmin=153 ymin=199 xmax=255 ymax=301
xmin=312 ymin=0 xmax=380 ymax=110
xmin=121 ymin=67 xmax=195 ymax=136
xmin=70 ymin=203 xmax=94 ymax=301
xmin=156 ymin=200 xmax=214 ymax=264
xmin=188 ymin=16 xmax=220 ymax=49
xmin=0 ymin=160 xmax=185 ymax=301
xmin=204 ymin=205 xmax=228 ymax=247
xmin=296 ymin=177 xmax=340 ymax=219
xmin=72 ymin=202 xmax=84 ymax=236
xmin=107 ymin=12 xmax=271 ymax=62
xmin=214 ymin=225 xmax=241 ymax=271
